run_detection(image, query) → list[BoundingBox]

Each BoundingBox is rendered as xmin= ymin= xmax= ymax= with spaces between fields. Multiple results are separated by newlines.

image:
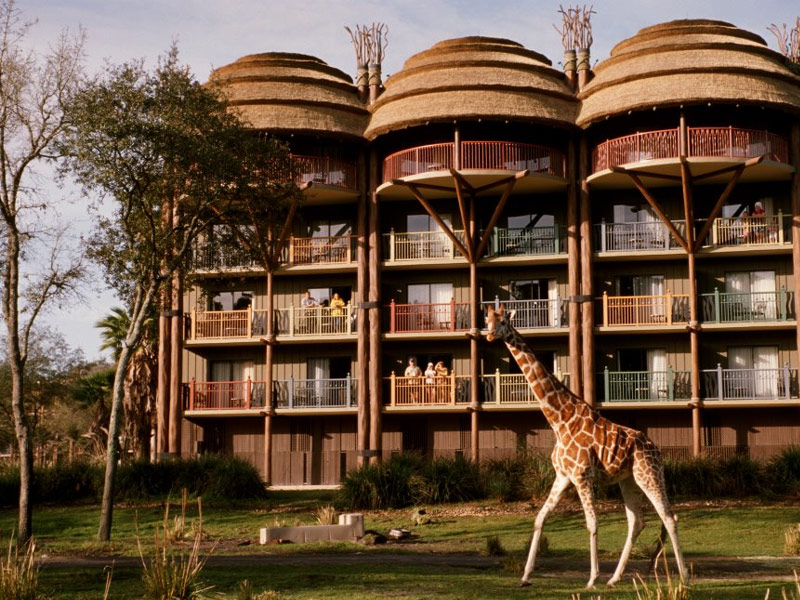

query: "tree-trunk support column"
xmin=792 ymin=123 xmax=800 ymax=385
xmin=156 ymin=287 xmax=170 ymax=458
xmin=168 ymin=273 xmax=183 ymax=456
xmin=356 ymin=151 xmax=370 ymax=467
xmin=579 ymin=137 xmax=595 ymax=405
xmin=368 ymin=149 xmax=382 ymax=464
xmin=469 ymin=190 xmax=480 ymax=462
xmin=567 ymin=138 xmax=582 ymax=395
xmin=264 ymin=269 xmax=275 ymax=485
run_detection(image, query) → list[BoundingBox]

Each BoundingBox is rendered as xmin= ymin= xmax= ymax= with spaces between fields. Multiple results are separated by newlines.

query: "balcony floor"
xmin=186 ymin=334 xmax=357 ymax=348
xmin=588 ymin=157 xmax=794 ymax=190
xmin=377 ymin=170 xmax=567 ymax=201
xmin=596 ymin=324 xmax=689 ymax=335
xmin=301 ymin=184 xmax=359 ymax=205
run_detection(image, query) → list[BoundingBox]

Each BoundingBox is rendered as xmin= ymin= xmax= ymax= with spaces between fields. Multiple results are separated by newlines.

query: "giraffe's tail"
xmin=647 ymin=524 xmax=668 ymax=572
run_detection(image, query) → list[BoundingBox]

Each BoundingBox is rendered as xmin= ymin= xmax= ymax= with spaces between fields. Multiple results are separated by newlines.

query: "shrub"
xmin=315 ymin=505 xmax=336 ymax=525
xmin=766 ymin=446 xmax=800 ymax=494
xmin=519 ymin=452 xmax=556 ymax=499
xmin=716 ymin=454 xmax=763 ymax=497
xmin=0 ymin=537 xmax=42 ymax=600
xmin=337 ymin=453 xmax=423 ymax=510
xmin=786 ymin=524 xmax=800 ymax=556
xmin=485 ymin=535 xmax=506 ymax=556
xmin=664 ymin=457 xmax=723 ymax=499
xmin=416 ymin=456 xmax=482 ymax=504
xmin=483 ymin=457 xmax=526 ymax=502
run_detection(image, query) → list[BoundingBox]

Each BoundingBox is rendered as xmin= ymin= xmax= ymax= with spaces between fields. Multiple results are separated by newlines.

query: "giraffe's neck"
xmin=501 ymin=325 xmax=577 ymax=430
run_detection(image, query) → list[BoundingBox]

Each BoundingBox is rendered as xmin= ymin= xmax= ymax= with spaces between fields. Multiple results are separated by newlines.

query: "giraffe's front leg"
xmin=520 ymin=472 xmax=571 ymax=587
xmin=574 ymin=476 xmax=600 ymax=589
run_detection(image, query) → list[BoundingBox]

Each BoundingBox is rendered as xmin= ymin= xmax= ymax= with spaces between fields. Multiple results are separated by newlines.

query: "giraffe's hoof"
xmin=606 ymin=579 xmax=619 ymax=588
xmin=519 ymin=580 xmax=532 ymax=588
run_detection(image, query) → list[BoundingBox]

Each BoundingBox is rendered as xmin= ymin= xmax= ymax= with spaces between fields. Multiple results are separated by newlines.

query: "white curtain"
xmin=728 ymin=346 xmax=779 ymax=398
xmin=725 ymin=272 xmax=749 ymax=295
xmin=547 ymin=279 xmax=559 ymax=327
xmin=431 ymin=283 xmax=453 ymax=305
xmin=751 ymin=271 xmax=776 ymax=319
xmin=308 ymin=358 xmax=330 ymax=401
xmin=647 ymin=349 xmax=667 ymax=398
xmin=211 ymin=362 xmax=232 ymax=382
xmin=753 ymin=346 xmax=779 ymax=397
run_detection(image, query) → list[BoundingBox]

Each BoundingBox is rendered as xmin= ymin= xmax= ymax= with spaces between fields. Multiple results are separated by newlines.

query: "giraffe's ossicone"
xmin=485 ymin=304 xmax=687 ymax=589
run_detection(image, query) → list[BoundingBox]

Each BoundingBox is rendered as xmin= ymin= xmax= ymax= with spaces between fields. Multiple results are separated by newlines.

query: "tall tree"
xmin=96 ymin=307 xmax=156 ymax=461
xmin=0 ymin=0 xmax=85 ymax=542
xmin=60 ymin=46 xmax=297 ymax=541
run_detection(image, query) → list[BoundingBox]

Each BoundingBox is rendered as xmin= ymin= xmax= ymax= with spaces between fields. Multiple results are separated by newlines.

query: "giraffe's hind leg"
xmin=520 ymin=471 xmax=571 ymax=586
xmin=607 ymin=476 xmax=645 ymax=587
xmin=574 ymin=476 xmax=600 ymax=589
xmin=633 ymin=458 xmax=687 ymax=582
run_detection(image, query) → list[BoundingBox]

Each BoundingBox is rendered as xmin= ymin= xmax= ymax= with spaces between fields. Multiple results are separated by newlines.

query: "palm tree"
xmin=96 ymin=308 xmax=157 ymax=461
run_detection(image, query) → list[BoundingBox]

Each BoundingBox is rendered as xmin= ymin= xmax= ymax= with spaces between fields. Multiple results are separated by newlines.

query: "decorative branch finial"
xmin=768 ymin=18 xmax=800 ymax=73
xmin=554 ymin=4 xmax=595 ymax=51
xmin=345 ymin=25 xmax=369 ymax=66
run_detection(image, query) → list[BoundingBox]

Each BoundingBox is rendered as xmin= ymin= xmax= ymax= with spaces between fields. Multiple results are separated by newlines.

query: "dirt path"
xmin=39 ymin=553 xmax=800 ymax=582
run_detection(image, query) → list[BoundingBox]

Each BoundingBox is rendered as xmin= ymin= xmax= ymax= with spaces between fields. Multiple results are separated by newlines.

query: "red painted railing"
xmin=688 ymin=127 xmax=788 ymax=162
xmin=382 ymin=141 xmax=565 ymax=182
xmin=186 ymin=380 xmax=264 ymax=411
xmin=592 ymin=127 xmax=788 ymax=173
xmin=291 ymin=155 xmax=357 ymax=190
xmin=387 ymin=300 xmax=470 ymax=333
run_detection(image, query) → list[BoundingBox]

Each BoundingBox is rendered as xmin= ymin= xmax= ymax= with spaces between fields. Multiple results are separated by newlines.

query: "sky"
xmin=21 ymin=0 xmax=800 ymax=360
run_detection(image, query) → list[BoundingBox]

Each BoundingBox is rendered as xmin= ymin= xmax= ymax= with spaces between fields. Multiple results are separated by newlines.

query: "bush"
xmin=483 ymin=457 xmax=526 ymax=502
xmin=416 ymin=456 xmax=482 ymax=504
xmin=717 ymin=455 xmax=763 ymax=497
xmin=664 ymin=457 xmax=723 ymax=499
xmin=766 ymin=446 xmax=800 ymax=494
xmin=337 ymin=454 xmax=423 ymax=510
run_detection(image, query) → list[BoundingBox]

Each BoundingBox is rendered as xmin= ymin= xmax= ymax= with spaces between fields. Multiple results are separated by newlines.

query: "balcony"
xmin=701 ymin=289 xmax=795 ymax=325
xmin=289 ymin=155 xmax=358 ymax=204
xmin=701 ymin=213 xmax=791 ymax=250
xmin=594 ymin=221 xmax=685 ymax=254
xmin=702 ymin=365 xmax=798 ymax=401
xmin=589 ymin=127 xmax=792 ymax=189
xmin=378 ymin=141 xmax=567 ymax=200
xmin=383 ymin=230 xmax=466 ymax=263
xmin=481 ymin=298 xmax=566 ymax=331
xmin=487 ymin=225 xmax=567 ymax=259
xmin=600 ymin=369 xmax=690 ymax=403
xmin=598 ymin=292 xmax=690 ymax=328
xmin=183 ymin=377 xmax=355 ymax=412
xmin=481 ymin=371 xmax=570 ymax=406
xmin=188 ymin=305 xmax=356 ymax=344
xmin=386 ymin=300 xmax=470 ymax=334
xmin=191 ymin=234 xmax=356 ymax=274
xmin=385 ymin=373 xmax=471 ymax=407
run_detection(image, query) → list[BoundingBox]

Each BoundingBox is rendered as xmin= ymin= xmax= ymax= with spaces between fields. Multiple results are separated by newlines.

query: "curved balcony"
xmin=378 ymin=141 xmax=567 ymax=200
xmin=269 ymin=155 xmax=358 ymax=203
xmin=589 ymin=126 xmax=792 ymax=189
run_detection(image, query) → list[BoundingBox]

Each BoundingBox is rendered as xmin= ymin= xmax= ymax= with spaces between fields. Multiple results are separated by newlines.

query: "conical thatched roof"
xmin=578 ymin=19 xmax=800 ymax=126
xmin=364 ymin=37 xmax=578 ymax=139
xmin=210 ymin=53 xmax=369 ymax=140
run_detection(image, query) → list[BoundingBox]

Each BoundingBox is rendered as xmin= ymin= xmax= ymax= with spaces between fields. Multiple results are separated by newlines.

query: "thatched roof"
xmin=364 ymin=37 xmax=578 ymax=139
xmin=210 ymin=53 xmax=369 ymax=140
xmin=578 ymin=19 xmax=800 ymax=126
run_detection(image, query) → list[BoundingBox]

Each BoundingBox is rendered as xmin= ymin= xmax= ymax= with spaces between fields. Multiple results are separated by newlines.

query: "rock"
xmin=361 ymin=530 xmax=387 ymax=545
xmin=389 ymin=528 xmax=411 ymax=540
xmin=412 ymin=508 xmax=431 ymax=525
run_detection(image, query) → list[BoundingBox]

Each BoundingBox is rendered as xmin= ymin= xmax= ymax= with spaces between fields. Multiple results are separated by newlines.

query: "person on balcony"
xmin=404 ymin=358 xmax=422 ymax=403
xmin=424 ymin=362 xmax=436 ymax=403
xmin=330 ymin=292 xmax=346 ymax=332
xmin=435 ymin=361 xmax=449 ymax=402
xmin=405 ymin=357 xmax=422 ymax=377
xmin=301 ymin=291 xmax=317 ymax=334
xmin=752 ymin=201 xmax=766 ymax=242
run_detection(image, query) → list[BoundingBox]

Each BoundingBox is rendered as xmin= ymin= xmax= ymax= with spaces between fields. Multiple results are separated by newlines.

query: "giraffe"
xmin=485 ymin=305 xmax=686 ymax=588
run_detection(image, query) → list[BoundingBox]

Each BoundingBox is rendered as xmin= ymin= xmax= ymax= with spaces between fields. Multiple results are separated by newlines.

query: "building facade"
xmin=158 ymin=19 xmax=800 ymax=485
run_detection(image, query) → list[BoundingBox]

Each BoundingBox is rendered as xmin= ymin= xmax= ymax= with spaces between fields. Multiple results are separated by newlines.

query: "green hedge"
xmin=0 ymin=455 xmax=267 ymax=506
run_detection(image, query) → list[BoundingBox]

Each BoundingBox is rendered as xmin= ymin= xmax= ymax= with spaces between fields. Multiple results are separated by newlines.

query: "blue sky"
xmin=22 ymin=0 xmax=800 ymax=359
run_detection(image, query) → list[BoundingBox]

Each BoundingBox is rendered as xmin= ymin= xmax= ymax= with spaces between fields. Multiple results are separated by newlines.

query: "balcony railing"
xmin=599 ymin=292 xmax=690 ymax=326
xmin=190 ymin=308 xmax=268 ymax=340
xmin=594 ymin=220 xmax=686 ymax=252
xmin=386 ymin=372 xmax=471 ymax=406
xmin=273 ymin=376 xmax=355 ymax=409
xmin=184 ymin=377 xmax=355 ymax=411
xmin=489 ymin=225 xmax=566 ymax=257
xmin=383 ymin=141 xmax=565 ymax=182
xmin=701 ymin=289 xmax=794 ymax=323
xmin=274 ymin=305 xmax=356 ymax=337
xmin=601 ymin=368 xmax=690 ymax=402
xmin=386 ymin=300 xmax=471 ymax=333
xmin=481 ymin=298 xmax=566 ymax=329
xmin=481 ymin=371 xmax=570 ymax=405
xmin=702 ymin=365 xmax=798 ymax=400
xmin=703 ymin=213 xmax=790 ymax=247
xmin=592 ymin=126 xmax=788 ymax=173
xmin=383 ymin=230 xmax=465 ymax=262
xmin=290 ymin=155 xmax=357 ymax=190
xmin=280 ymin=235 xmax=355 ymax=265
xmin=184 ymin=379 xmax=267 ymax=411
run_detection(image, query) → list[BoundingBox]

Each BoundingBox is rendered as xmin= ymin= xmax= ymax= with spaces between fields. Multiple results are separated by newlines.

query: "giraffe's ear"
xmin=497 ymin=304 xmax=505 ymax=315
xmin=487 ymin=305 xmax=494 ymax=316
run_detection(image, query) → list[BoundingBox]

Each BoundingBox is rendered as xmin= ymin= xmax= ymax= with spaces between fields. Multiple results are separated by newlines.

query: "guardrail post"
xmin=450 ymin=371 xmax=456 ymax=404
xmin=246 ymin=377 xmax=252 ymax=410
xmin=554 ymin=225 xmax=560 ymax=254
xmin=710 ymin=218 xmax=718 ymax=246
xmin=666 ymin=290 xmax=673 ymax=325
xmin=668 ymin=367 xmax=674 ymax=401
xmin=495 ymin=368 xmax=501 ymax=404
xmin=494 ymin=295 xmax=500 ymax=310
xmin=713 ymin=287 xmax=720 ymax=323
xmin=450 ymin=298 xmax=456 ymax=332
xmin=288 ymin=376 xmax=295 ymax=409
xmin=288 ymin=235 xmax=294 ymax=265
xmin=784 ymin=363 xmax=791 ymax=399
xmin=491 ymin=228 xmax=500 ymax=256
xmin=602 ymin=291 xmax=609 ymax=326
xmin=389 ymin=300 xmax=396 ymax=333
xmin=247 ymin=305 xmax=253 ymax=338
xmin=728 ymin=125 xmax=733 ymax=156
xmin=346 ymin=373 xmax=352 ymax=407
xmin=600 ymin=219 xmax=607 ymax=252
xmin=289 ymin=304 xmax=295 ymax=337
xmin=189 ymin=378 xmax=196 ymax=411
xmin=778 ymin=210 xmax=785 ymax=244
xmin=346 ymin=235 xmax=352 ymax=263
xmin=389 ymin=228 xmax=395 ymax=262
xmin=603 ymin=367 xmax=610 ymax=402
xmin=716 ymin=363 xmax=724 ymax=400
xmin=390 ymin=372 xmax=396 ymax=406
xmin=190 ymin=308 xmax=197 ymax=340
xmin=780 ymin=287 xmax=788 ymax=321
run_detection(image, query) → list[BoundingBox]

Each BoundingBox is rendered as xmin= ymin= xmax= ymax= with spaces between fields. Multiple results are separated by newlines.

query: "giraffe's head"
xmin=485 ymin=304 xmax=514 ymax=342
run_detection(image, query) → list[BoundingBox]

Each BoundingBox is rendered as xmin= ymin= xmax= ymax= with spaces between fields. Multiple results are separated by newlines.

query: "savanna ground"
xmin=2 ymin=491 xmax=800 ymax=599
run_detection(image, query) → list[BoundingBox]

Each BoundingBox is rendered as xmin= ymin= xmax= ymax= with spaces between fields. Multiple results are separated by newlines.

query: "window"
xmin=613 ymin=204 xmax=657 ymax=223
xmin=728 ymin=346 xmax=778 ymax=397
xmin=309 ymin=219 xmax=351 ymax=238
xmin=506 ymin=213 xmax=555 ymax=230
xmin=508 ymin=279 xmax=559 ymax=327
xmin=725 ymin=271 xmax=776 ymax=320
xmin=211 ymin=290 xmax=254 ymax=311
xmin=407 ymin=283 xmax=458 ymax=329
xmin=616 ymin=275 xmax=664 ymax=297
xmin=616 ymin=349 xmax=668 ymax=400
xmin=407 ymin=213 xmax=451 ymax=232
xmin=209 ymin=360 xmax=254 ymax=382
xmin=408 ymin=282 xmax=453 ymax=305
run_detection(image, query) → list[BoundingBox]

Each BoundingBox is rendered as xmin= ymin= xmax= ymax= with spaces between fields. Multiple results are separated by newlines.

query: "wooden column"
xmin=681 ymin=114 xmax=702 ymax=457
xmin=579 ymin=136 xmax=595 ymax=405
xmin=368 ymin=149 xmax=382 ymax=464
xmin=155 ymin=288 xmax=170 ymax=458
xmin=264 ymin=268 xmax=275 ymax=485
xmin=792 ymin=123 xmax=800 ymax=382
xmin=356 ymin=150 xmax=370 ymax=467
xmin=468 ymin=187 xmax=480 ymax=462
xmin=567 ymin=138 xmax=582 ymax=395
xmin=471 ymin=410 xmax=479 ymax=463
xmin=168 ymin=273 xmax=183 ymax=455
